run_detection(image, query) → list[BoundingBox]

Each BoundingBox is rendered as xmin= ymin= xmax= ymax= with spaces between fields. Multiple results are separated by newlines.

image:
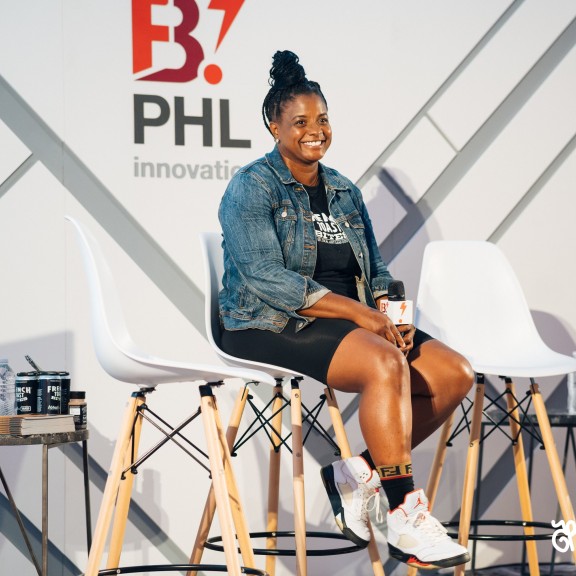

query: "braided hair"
xmin=262 ymin=50 xmax=328 ymax=136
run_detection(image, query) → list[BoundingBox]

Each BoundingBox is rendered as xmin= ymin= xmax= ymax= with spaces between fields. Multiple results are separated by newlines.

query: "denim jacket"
xmin=218 ymin=146 xmax=394 ymax=333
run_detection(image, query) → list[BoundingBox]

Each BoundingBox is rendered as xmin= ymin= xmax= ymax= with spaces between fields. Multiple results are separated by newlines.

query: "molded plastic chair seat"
xmin=416 ymin=241 xmax=576 ymax=378
xmin=414 ymin=240 xmax=576 ymax=576
xmin=66 ymin=216 xmax=273 ymax=388
xmin=200 ymin=231 xmax=304 ymax=382
xmin=66 ymin=216 xmax=270 ymax=576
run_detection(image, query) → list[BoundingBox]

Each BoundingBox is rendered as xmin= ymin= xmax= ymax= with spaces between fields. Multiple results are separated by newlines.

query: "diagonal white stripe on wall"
xmin=0 ymin=74 xmax=206 ymax=337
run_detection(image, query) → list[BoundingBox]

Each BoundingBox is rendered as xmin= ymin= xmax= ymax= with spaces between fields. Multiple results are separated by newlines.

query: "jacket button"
xmin=345 ymin=222 xmax=350 ymax=227
xmin=281 ymin=209 xmax=287 ymax=217
xmin=359 ymin=252 xmax=363 ymax=258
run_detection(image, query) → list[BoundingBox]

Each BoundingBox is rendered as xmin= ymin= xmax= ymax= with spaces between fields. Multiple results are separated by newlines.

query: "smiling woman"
xmin=216 ymin=50 xmax=474 ymax=571
xmin=268 ymin=92 xmax=332 ymax=185
xmin=261 ymin=52 xmax=332 ymax=186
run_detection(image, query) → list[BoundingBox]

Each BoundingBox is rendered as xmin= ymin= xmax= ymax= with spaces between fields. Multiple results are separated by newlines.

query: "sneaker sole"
xmin=388 ymin=544 xmax=470 ymax=570
xmin=320 ymin=464 xmax=370 ymax=549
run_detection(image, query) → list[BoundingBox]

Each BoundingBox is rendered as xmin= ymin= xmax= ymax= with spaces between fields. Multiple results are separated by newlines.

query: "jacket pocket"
xmin=343 ymin=209 xmax=365 ymax=230
xmin=275 ymin=201 xmax=297 ymax=250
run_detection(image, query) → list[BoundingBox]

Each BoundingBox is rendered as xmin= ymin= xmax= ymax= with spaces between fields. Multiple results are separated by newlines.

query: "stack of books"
xmin=0 ymin=414 xmax=76 ymax=435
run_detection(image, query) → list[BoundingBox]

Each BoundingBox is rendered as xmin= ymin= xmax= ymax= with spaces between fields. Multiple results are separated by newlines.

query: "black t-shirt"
xmin=307 ymin=182 xmax=361 ymax=300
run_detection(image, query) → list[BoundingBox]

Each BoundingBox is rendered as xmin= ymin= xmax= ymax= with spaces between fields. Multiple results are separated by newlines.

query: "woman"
xmin=218 ymin=50 xmax=474 ymax=570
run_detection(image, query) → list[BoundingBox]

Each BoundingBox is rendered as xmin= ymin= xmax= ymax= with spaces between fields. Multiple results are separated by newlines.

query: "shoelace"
xmin=362 ymin=487 xmax=384 ymax=524
xmin=411 ymin=511 xmax=450 ymax=543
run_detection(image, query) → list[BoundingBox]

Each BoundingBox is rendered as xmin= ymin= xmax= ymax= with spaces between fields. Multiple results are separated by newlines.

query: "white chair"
xmin=414 ymin=240 xmax=576 ymax=575
xmin=65 ymin=216 xmax=271 ymax=576
xmin=193 ymin=231 xmax=385 ymax=576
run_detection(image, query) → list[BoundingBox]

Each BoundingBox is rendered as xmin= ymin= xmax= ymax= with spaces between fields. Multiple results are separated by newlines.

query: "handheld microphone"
xmin=379 ymin=280 xmax=414 ymax=325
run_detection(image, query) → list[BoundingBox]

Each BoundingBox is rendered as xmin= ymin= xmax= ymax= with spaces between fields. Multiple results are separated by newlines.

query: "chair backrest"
xmin=68 ymin=218 xmax=278 ymax=386
xmin=201 ymin=231 xmax=227 ymax=351
xmin=200 ymin=231 xmax=302 ymax=380
xmin=66 ymin=217 xmax=142 ymax=376
xmin=415 ymin=240 xmax=576 ymax=377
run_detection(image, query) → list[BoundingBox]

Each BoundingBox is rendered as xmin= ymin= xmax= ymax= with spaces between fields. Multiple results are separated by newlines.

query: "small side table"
xmin=0 ymin=429 xmax=91 ymax=576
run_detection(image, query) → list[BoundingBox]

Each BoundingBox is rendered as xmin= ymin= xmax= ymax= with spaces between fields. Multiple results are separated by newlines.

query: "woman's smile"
xmin=269 ymin=92 xmax=333 ymax=177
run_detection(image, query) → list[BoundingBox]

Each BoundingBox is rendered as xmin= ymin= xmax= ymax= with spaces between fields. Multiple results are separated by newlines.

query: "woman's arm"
xmin=219 ymin=171 xmax=327 ymax=313
xmin=298 ymin=292 xmax=404 ymax=347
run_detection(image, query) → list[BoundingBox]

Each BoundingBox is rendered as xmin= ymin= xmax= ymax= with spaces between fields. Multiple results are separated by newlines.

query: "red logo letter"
xmin=136 ymin=0 xmax=205 ymax=83
xmin=132 ymin=0 xmax=170 ymax=74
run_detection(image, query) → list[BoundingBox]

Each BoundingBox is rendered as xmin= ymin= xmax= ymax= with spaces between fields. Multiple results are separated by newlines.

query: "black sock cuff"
xmin=360 ymin=449 xmax=375 ymax=470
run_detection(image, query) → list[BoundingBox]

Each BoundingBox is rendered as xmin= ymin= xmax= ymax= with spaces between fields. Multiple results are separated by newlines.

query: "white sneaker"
xmin=320 ymin=456 xmax=381 ymax=548
xmin=387 ymin=489 xmax=470 ymax=570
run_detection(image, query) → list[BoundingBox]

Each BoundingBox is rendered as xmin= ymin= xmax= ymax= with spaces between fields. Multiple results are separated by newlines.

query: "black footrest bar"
xmin=444 ymin=519 xmax=555 ymax=541
xmin=205 ymin=530 xmax=363 ymax=557
xmin=96 ymin=563 xmax=268 ymax=574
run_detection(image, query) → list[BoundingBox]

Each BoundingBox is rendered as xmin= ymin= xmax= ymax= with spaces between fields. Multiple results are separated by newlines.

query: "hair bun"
xmin=269 ymin=50 xmax=307 ymax=89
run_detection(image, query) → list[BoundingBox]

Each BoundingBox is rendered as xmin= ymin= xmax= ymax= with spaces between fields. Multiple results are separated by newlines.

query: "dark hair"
xmin=262 ymin=50 xmax=328 ymax=136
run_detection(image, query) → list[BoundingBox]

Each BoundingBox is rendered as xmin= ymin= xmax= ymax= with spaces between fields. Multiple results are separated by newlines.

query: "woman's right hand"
xmin=353 ymin=305 xmax=405 ymax=348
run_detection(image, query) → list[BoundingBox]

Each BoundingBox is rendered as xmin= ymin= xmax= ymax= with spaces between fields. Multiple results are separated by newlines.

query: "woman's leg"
xmin=324 ymin=326 xmax=416 ymax=526
xmin=408 ymin=340 xmax=474 ymax=448
xmin=326 ymin=327 xmax=412 ymax=465
xmin=322 ymin=327 xmax=471 ymax=568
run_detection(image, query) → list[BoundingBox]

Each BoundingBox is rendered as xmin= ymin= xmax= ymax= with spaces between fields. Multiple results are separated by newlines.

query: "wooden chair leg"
xmin=199 ymin=385 xmax=243 ymax=576
xmin=266 ymin=383 xmax=285 ymax=576
xmin=187 ymin=386 xmax=251 ymax=575
xmin=425 ymin=411 xmax=455 ymax=510
xmin=211 ymin=388 xmax=256 ymax=569
xmin=506 ymin=379 xmax=539 ymax=575
xmin=530 ymin=380 xmax=576 ymax=564
xmin=406 ymin=410 xmax=456 ymax=576
xmin=187 ymin=487 xmax=217 ymax=576
xmin=325 ymin=387 xmax=385 ymax=576
xmin=454 ymin=378 xmax=485 ymax=576
xmin=106 ymin=405 xmax=144 ymax=569
xmin=85 ymin=392 xmax=145 ymax=576
xmin=290 ymin=380 xmax=307 ymax=576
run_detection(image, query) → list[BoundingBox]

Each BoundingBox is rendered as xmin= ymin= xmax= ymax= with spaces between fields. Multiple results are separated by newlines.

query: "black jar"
xmin=69 ymin=391 xmax=87 ymax=430
xmin=37 ymin=371 xmax=61 ymax=414
xmin=15 ymin=371 xmax=39 ymax=414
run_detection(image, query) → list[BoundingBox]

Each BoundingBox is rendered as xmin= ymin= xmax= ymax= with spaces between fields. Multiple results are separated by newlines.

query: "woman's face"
xmin=269 ymin=92 xmax=332 ymax=170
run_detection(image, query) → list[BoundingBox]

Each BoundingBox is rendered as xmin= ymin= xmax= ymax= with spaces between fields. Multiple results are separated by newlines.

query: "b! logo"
xmin=132 ymin=0 xmax=244 ymax=84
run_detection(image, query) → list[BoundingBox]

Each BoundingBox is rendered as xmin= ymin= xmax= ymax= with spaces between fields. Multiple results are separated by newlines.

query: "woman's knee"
xmin=449 ymin=353 xmax=475 ymax=400
xmin=381 ymin=345 xmax=409 ymax=376
xmin=368 ymin=345 xmax=410 ymax=394
xmin=410 ymin=340 xmax=474 ymax=401
xmin=328 ymin=330 xmax=409 ymax=393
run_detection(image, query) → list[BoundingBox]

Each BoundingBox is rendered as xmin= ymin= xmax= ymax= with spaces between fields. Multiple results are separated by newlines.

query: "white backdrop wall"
xmin=1 ymin=1 xmax=575 ymax=574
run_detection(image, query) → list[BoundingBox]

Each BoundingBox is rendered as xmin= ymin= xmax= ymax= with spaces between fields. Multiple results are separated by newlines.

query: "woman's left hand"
xmin=397 ymin=324 xmax=416 ymax=355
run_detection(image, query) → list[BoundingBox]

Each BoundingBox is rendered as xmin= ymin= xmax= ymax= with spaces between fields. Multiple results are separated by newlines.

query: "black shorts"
xmin=221 ymin=318 xmax=433 ymax=384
